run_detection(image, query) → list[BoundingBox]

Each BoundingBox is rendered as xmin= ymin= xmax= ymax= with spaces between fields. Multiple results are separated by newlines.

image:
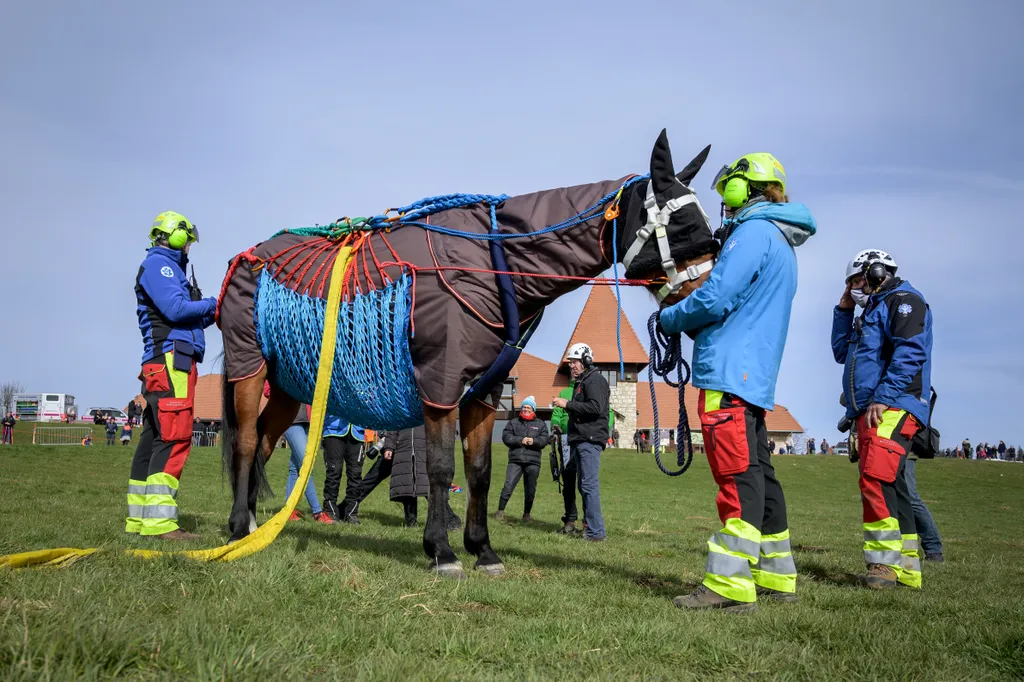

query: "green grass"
xmin=1 ymin=442 xmax=1023 ymax=680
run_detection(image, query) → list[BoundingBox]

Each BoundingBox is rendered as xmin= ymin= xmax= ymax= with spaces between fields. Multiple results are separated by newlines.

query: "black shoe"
xmin=404 ymin=518 xmax=419 ymax=528
xmin=556 ymin=522 xmax=577 ymax=535
xmin=924 ymin=552 xmax=944 ymax=562
xmin=341 ymin=514 xmax=360 ymax=525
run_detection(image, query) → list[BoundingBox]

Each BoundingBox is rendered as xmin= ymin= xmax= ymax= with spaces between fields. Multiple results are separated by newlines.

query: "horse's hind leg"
xmin=249 ymin=386 xmax=301 ymax=517
xmin=422 ymin=405 xmax=464 ymax=579
xmin=460 ymin=397 xmax=504 ymax=574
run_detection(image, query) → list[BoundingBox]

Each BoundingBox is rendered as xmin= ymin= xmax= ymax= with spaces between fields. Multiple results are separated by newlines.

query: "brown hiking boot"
xmin=556 ymin=522 xmax=577 ymax=535
xmin=673 ymin=585 xmax=757 ymax=613
xmin=155 ymin=529 xmax=201 ymax=541
xmin=756 ymin=585 xmax=798 ymax=603
xmin=863 ymin=563 xmax=898 ymax=589
xmin=493 ymin=510 xmax=505 ymax=520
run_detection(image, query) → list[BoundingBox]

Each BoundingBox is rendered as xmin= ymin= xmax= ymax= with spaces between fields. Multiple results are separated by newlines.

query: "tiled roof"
xmin=635 ymin=382 xmax=804 ymax=433
xmin=561 ymin=287 xmax=648 ymax=366
xmin=507 ymin=352 xmax=570 ymax=408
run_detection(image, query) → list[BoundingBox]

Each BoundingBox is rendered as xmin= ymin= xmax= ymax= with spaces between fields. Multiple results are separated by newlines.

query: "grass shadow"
xmin=797 ymin=558 xmax=862 ymax=587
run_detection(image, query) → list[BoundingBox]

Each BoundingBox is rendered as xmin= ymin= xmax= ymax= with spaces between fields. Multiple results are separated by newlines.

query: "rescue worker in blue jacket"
xmin=321 ymin=416 xmax=367 ymax=523
xmin=832 ymin=249 xmax=932 ymax=590
xmin=127 ymin=211 xmax=217 ymax=540
xmin=659 ymin=153 xmax=816 ymax=613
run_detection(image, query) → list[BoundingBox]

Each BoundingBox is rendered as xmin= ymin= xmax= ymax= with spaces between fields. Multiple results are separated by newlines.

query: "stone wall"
xmin=609 ymin=380 xmax=637 ymax=446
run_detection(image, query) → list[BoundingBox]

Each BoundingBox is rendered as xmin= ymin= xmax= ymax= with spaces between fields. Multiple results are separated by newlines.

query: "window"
xmin=599 ymin=370 xmax=618 ymax=388
xmin=45 ymin=394 xmax=59 ymax=402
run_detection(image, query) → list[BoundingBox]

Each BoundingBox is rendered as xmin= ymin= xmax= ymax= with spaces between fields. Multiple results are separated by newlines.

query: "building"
xmin=166 ymin=288 xmax=804 ymax=449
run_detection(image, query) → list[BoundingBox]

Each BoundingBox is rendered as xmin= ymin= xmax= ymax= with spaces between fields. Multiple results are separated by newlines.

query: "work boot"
xmin=155 ymin=529 xmax=201 ymax=541
xmin=673 ymin=585 xmax=757 ymax=613
xmin=313 ymin=511 xmax=335 ymax=525
xmin=493 ymin=510 xmax=505 ymax=521
xmin=522 ymin=513 xmax=533 ymax=524
xmin=924 ymin=552 xmax=944 ymax=562
xmin=862 ymin=563 xmax=898 ymax=589
xmin=756 ymin=585 xmax=798 ymax=603
xmin=556 ymin=522 xmax=576 ymax=535
xmin=403 ymin=517 xmax=419 ymax=528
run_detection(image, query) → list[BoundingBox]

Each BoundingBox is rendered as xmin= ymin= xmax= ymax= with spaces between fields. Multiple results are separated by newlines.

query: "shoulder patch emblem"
xmin=160 ymin=266 xmax=174 ymax=278
xmin=897 ymin=303 xmax=913 ymax=316
xmin=725 ymin=239 xmax=737 ymax=253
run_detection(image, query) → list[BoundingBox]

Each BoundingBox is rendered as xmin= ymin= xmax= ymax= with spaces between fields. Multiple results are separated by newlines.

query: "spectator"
xmin=807 ymin=437 xmax=816 ymax=455
xmin=353 ymin=426 xmax=461 ymax=529
xmin=633 ymin=429 xmax=642 ymax=453
xmin=282 ymin=402 xmax=333 ymax=525
xmin=120 ymin=422 xmax=133 ymax=445
xmin=768 ymin=438 xmax=776 ymax=454
xmin=998 ymin=441 xmax=1007 ymax=460
xmin=495 ymin=397 xmax=550 ymax=522
xmin=551 ymin=342 xmax=610 ymax=543
xmin=612 ymin=428 xmax=620 ymax=449
xmin=640 ymin=432 xmax=648 ymax=453
xmin=126 ymin=400 xmax=139 ymax=427
xmin=1008 ymin=445 xmax=1017 ymax=461
xmin=821 ymin=439 xmax=830 ymax=456
xmin=82 ymin=433 xmax=93 ymax=446
xmin=2 ymin=412 xmax=15 ymax=445
xmin=321 ymin=416 xmax=367 ymax=523
xmin=105 ymin=417 xmax=118 ymax=446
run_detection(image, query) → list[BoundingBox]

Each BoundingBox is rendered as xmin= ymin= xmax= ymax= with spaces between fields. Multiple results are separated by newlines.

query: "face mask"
xmin=851 ymin=289 xmax=870 ymax=308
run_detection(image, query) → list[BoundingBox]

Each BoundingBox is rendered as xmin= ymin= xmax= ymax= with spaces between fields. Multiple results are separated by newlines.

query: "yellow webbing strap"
xmin=0 ymin=247 xmax=353 ymax=569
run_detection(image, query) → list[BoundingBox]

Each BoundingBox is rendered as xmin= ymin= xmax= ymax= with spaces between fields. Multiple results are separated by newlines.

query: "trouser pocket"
xmin=140 ymin=363 xmax=169 ymax=393
xmin=701 ymin=407 xmax=750 ymax=477
xmin=157 ymin=397 xmax=194 ymax=442
xmin=859 ymin=435 xmax=902 ymax=482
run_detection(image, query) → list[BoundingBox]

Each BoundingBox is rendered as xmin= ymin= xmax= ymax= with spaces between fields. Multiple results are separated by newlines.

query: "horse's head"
xmin=615 ymin=129 xmax=719 ymax=307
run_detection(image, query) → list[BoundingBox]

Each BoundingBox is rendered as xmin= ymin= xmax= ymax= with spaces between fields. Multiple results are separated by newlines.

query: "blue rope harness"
xmin=646 ymin=312 xmax=694 ymax=476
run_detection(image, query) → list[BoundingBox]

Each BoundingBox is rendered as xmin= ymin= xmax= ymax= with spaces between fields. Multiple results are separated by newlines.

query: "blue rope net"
xmin=255 ymin=270 xmax=424 ymax=430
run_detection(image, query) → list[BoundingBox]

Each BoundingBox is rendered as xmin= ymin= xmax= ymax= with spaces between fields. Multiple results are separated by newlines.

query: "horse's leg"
xmin=460 ymin=397 xmax=504 ymax=574
xmin=226 ymin=371 xmax=265 ymax=542
xmin=248 ymin=386 xmax=300 ymax=523
xmin=422 ymin=405 xmax=463 ymax=579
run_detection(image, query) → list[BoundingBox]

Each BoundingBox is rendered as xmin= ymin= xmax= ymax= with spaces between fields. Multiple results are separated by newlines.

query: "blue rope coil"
xmin=255 ymin=270 xmax=424 ymax=430
xmin=647 ymin=312 xmax=694 ymax=477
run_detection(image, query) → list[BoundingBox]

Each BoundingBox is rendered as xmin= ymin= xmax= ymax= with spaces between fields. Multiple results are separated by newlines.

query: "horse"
xmin=217 ymin=129 xmax=719 ymax=578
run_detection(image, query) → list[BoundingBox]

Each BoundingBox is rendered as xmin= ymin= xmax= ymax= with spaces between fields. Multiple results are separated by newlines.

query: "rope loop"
xmin=647 ymin=311 xmax=694 ymax=477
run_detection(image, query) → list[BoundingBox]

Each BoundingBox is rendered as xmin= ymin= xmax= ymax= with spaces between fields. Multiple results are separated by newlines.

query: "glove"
xmin=848 ymin=431 xmax=860 ymax=464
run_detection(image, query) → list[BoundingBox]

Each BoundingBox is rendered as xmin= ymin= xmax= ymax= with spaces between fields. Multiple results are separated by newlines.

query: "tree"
xmin=1 ymin=381 xmax=24 ymax=414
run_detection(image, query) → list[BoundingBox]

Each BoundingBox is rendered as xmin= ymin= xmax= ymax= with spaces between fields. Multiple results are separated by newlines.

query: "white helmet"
xmin=846 ymin=249 xmax=898 ymax=282
xmin=565 ymin=342 xmax=593 ymax=362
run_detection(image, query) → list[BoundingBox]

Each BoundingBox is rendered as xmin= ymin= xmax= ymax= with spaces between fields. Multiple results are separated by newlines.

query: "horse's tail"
xmin=221 ymin=362 xmax=239 ymax=491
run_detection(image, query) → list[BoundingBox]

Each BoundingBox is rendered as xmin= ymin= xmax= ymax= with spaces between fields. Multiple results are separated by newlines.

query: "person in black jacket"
xmin=495 ymin=397 xmax=550 ymax=522
xmin=353 ymin=426 xmax=461 ymax=529
xmin=105 ymin=417 xmax=118 ymax=446
xmin=552 ymin=342 xmax=610 ymax=541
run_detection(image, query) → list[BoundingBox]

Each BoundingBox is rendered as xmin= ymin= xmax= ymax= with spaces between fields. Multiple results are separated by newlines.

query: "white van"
xmin=13 ymin=393 xmax=77 ymax=422
xmin=85 ymin=407 xmax=129 ymax=425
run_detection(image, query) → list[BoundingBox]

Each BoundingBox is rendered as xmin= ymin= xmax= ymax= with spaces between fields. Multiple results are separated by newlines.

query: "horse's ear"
xmin=649 ymin=128 xmax=677 ymax=200
xmin=676 ymin=144 xmax=711 ymax=186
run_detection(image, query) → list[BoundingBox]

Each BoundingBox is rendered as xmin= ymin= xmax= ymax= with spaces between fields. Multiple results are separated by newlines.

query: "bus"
xmin=12 ymin=393 xmax=77 ymax=422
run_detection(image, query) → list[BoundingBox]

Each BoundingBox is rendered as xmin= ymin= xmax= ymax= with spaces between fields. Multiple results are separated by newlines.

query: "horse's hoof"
xmin=248 ymin=511 xmax=258 ymax=534
xmin=432 ymin=562 xmax=467 ymax=580
xmin=475 ymin=562 xmax=505 ymax=576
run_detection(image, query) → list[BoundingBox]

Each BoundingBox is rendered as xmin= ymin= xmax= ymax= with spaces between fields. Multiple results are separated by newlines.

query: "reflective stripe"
xmin=751 ymin=568 xmax=796 ymax=593
xmin=756 ymin=554 xmax=797 ymax=576
xmin=145 ymin=485 xmax=178 ymax=498
xmin=164 ymin=352 xmax=190 ymax=398
xmin=705 ymin=549 xmax=754 ymax=579
xmin=903 ymin=555 xmax=922 ymax=571
xmin=711 ymin=532 xmax=760 ymax=559
xmin=142 ymin=505 xmax=178 ymax=520
xmin=760 ymin=537 xmax=792 ymax=555
xmin=865 ymin=529 xmax=903 ymax=542
xmin=127 ymin=505 xmax=145 ymax=518
xmin=876 ymin=409 xmax=906 ymax=440
xmin=704 ymin=390 xmax=724 ymax=413
xmin=896 ymin=564 xmax=922 ymax=588
xmin=146 ymin=472 xmax=180 ymax=490
xmin=864 ymin=549 xmax=902 ymax=565
xmin=127 ymin=484 xmax=147 ymax=496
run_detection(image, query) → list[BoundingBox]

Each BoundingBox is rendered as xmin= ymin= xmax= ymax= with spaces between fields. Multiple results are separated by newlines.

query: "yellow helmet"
xmin=150 ymin=211 xmax=198 ymax=249
xmin=710 ymin=153 xmax=787 ymax=208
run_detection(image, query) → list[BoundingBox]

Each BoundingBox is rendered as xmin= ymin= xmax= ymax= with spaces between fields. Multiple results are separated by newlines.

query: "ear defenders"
xmin=722 ymin=176 xmax=750 ymax=208
xmin=582 ymin=350 xmax=594 ymax=369
xmin=866 ymin=261 xmax=889 ymax=288
xmin=167 ymin=222 xmax=191 ymax=249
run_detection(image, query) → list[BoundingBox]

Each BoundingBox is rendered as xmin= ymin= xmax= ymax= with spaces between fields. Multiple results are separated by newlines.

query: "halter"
xmin=620 ymin=182 xmax=715 ymax=302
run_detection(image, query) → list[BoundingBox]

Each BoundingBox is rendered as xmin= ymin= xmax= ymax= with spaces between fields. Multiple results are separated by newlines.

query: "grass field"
xmin=1 ymin=438 xmax=1023 ymax=680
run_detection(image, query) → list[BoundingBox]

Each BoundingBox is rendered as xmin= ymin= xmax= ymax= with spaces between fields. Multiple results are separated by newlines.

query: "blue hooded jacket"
xmin=831 ymin=279 xmax=933 ymax=426
xmin=135 ymin=246 xmax=217 ymax=364
xmin=659 ymin=202 xmax=817 ymax=410
xmin=322 ymin=415 xmax=366 ymax=441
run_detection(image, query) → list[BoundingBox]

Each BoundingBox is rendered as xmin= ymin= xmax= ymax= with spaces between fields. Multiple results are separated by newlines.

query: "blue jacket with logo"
xmin=659 ymin=202 xmax=816 ymax=410
xmin=322 ymin=415 xmax=366 ymax=441
xmin=831 ymin=279 xmax=933 ymax=426
xmin=135 ymin=246 xmax=217 ymax=364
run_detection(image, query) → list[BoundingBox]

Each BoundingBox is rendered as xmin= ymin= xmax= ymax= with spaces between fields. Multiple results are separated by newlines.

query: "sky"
xmin=1 ymin=0 xmax=1022 ymax=446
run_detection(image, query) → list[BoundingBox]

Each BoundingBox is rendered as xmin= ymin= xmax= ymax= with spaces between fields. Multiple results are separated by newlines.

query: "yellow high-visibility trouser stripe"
xmin=751 ymin=529 xmax=797 ymax=593
xmin=703 ymin=517 xmax=760 ymax=603
xmin=863 ymin=517 xmax=903 ymax=567
xmin=875 ymin=409 xmax=906 ymax=440
xmin=164 ymin=352 xmax=190 ymax=398
xmin=897 ymin=533 xmax=922 ymax=588
xmin=704 ymin=390 xmax=724 ymax=413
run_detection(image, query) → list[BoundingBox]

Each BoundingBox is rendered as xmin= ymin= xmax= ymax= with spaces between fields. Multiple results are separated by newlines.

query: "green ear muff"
xmin=722 ymin=176 xmax=749 ymax=208
xmin=167 ymin=224 xmax=190 ymax=249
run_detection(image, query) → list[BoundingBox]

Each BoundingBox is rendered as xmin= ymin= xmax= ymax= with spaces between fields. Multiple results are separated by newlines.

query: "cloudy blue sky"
xmin=1 ymin=1 xmax=1021 ymax=445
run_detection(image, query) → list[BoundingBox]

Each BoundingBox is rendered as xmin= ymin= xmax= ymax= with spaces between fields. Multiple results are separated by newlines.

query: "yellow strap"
xmin=0 ymin=246 xmax=353 ymax=569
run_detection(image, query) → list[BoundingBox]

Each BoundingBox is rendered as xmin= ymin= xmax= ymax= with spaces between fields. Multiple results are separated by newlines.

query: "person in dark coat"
xmin=105 ymin=417 xmax=118 ymax=446
xmin=354 ymin=426 xmax=461 ymax=529
xmin=495 ymin=397 xmax=550 ymax=522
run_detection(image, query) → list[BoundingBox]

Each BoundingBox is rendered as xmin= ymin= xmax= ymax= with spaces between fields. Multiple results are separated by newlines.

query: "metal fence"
xmin=192 ymin=429 xmax=220 ymax=448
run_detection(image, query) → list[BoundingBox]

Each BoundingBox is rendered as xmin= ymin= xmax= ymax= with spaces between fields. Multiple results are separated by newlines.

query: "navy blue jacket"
xmin=831 ymin=279 xmax=933 ymax=426
xmin=135 ymin=246 xmax=217 ymax=364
